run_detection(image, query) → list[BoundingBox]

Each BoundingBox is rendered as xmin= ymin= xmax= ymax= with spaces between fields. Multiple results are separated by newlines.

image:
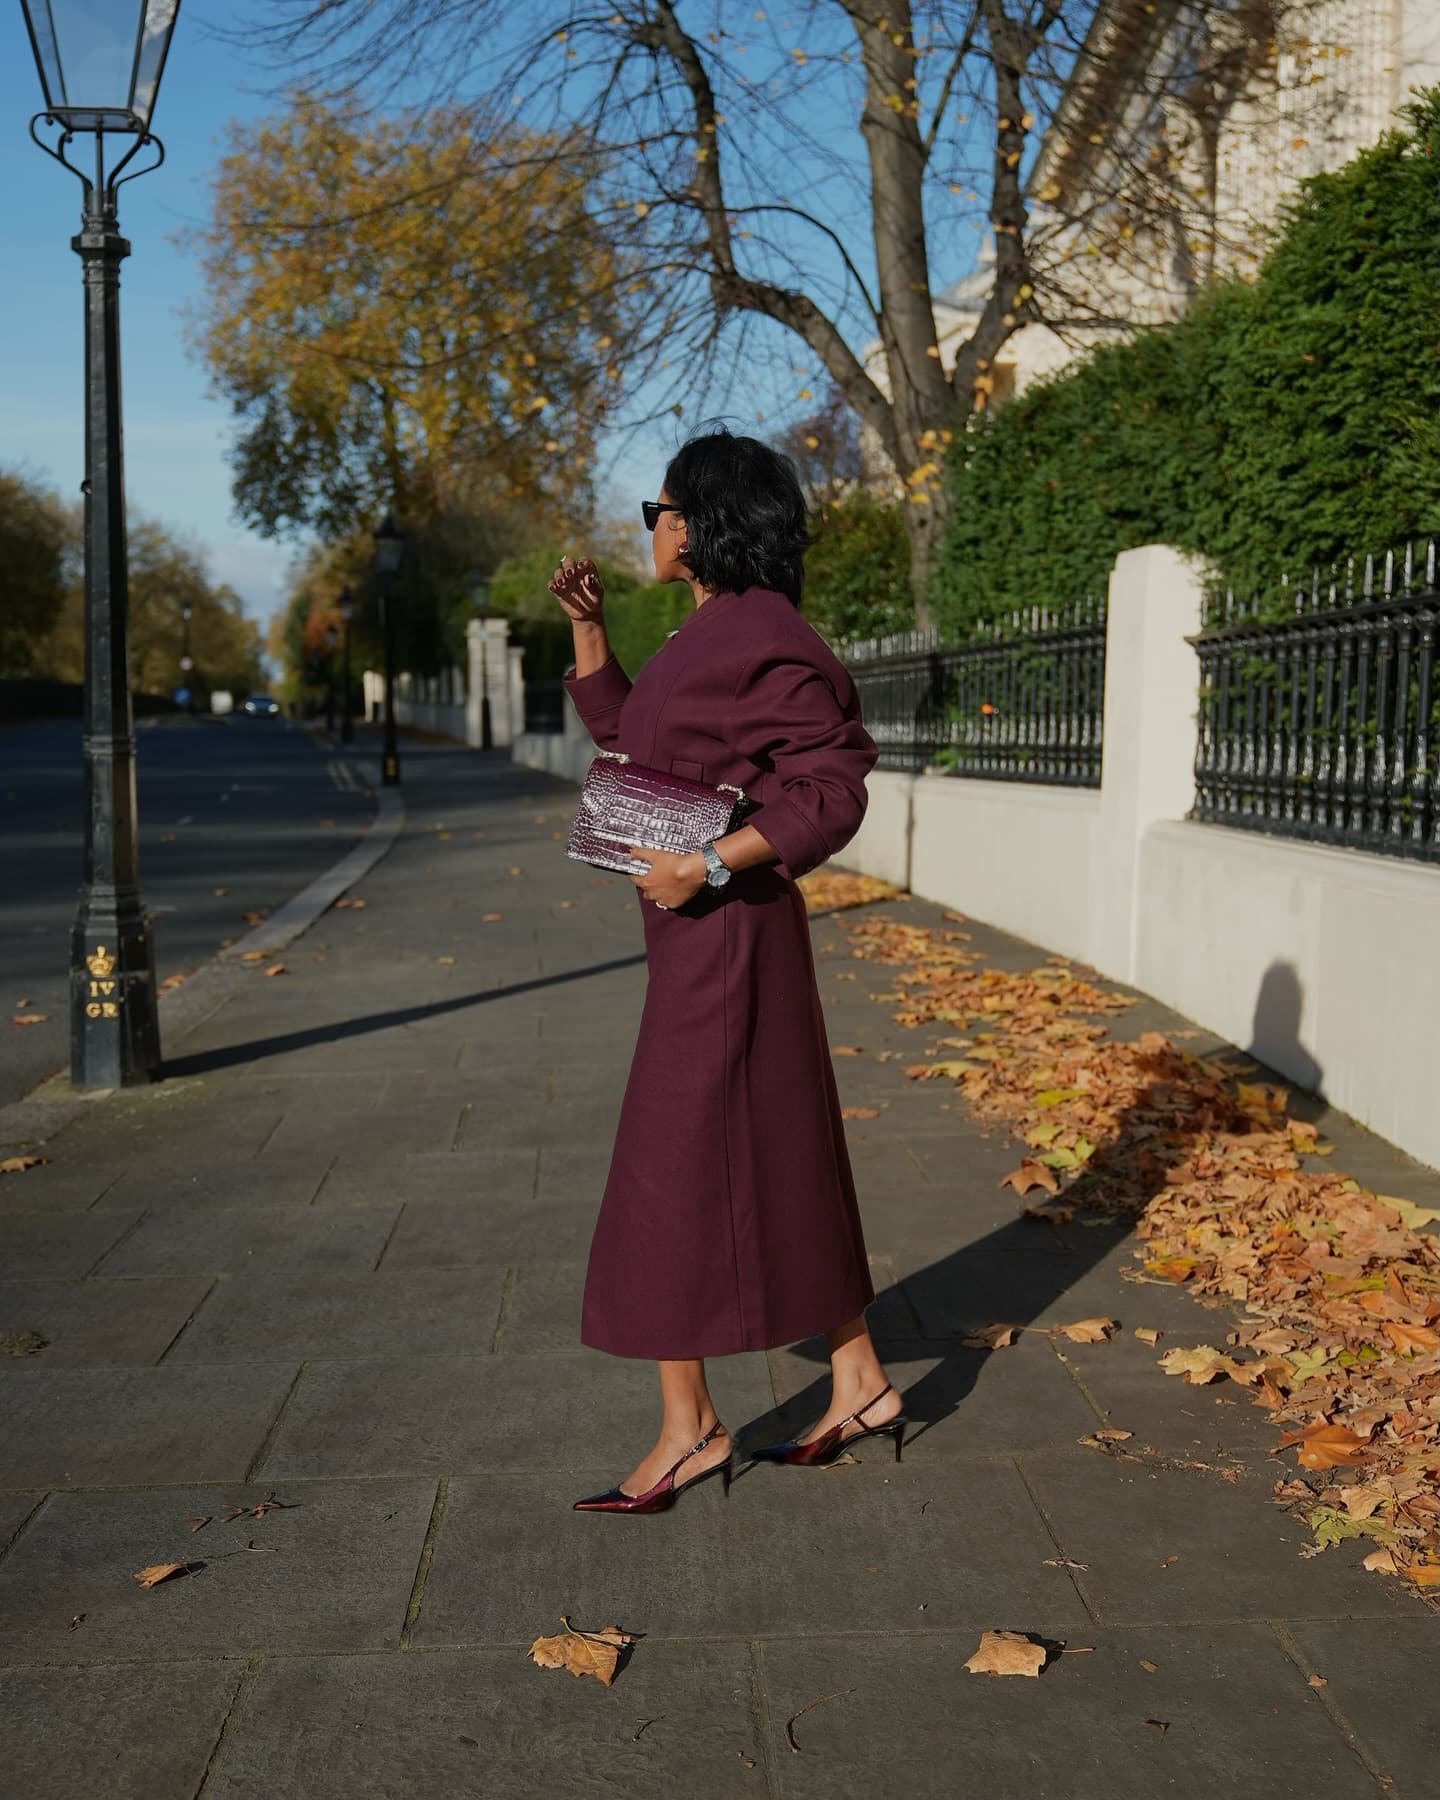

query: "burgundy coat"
xmin=562 ymin=585 xmax=880 ymax=1358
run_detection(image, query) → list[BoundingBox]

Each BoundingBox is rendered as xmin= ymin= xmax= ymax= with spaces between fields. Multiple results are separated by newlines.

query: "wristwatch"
xmin=700 ymin=840 xmax=732 ymax=888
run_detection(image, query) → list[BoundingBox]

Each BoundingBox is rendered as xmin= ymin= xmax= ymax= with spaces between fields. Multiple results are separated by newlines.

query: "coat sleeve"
xmin=729 ymin=646 xmax=879 ymax=881
xmin=561 ymin=653 xmax=632 ymax=749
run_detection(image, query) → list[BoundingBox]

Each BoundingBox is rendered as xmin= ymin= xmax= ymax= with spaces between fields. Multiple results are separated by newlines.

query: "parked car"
xmin=242 ymin=693 xmax=281 ymax=718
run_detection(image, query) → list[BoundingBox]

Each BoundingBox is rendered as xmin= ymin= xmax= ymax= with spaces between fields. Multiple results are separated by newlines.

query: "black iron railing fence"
xmin=1189 ymin=540 xmax=1439 ymax=860
xmin=840 ymin=598 xmax=1107 ymax=782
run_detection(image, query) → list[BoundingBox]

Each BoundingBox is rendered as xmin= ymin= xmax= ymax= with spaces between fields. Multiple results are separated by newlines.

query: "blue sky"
xmin=0 ymin=3 xmax=307 ymax=621
xmin=0 ymin=3 xmax=1011 ymax=633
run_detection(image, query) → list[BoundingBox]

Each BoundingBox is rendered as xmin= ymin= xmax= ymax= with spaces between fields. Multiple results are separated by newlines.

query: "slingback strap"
xmin=663 ymin=1417 xmax=728 ymax=1490
xmin=838 ymin=1384 xmax=895 ymax=1431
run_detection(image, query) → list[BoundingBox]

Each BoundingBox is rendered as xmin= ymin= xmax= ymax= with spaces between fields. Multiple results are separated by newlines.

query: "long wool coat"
xmin=561 ymin=584 xmax=880 ymax=1358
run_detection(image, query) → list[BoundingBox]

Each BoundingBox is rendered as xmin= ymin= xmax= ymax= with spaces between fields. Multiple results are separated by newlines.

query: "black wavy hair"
xmin=663 ymin=427 xmax=811 ymax=604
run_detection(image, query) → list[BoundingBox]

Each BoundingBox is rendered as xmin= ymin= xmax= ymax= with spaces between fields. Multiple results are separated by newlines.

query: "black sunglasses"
xmin=642 ymin=500 xmax=682 ymax=531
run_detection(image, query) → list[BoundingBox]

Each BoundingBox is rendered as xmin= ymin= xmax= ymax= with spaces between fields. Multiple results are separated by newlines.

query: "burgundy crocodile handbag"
xmin=567 ymin=748 xmax=747 ymax=875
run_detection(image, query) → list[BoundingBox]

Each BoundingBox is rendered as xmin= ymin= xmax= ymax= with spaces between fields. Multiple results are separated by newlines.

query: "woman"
xmin=548 ymin=428 xmax=905 ymax=1514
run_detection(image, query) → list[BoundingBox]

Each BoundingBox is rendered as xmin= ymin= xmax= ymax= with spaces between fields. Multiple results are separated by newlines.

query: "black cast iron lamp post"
xmin=337 ymin=587 xmax=355 ymax=745
xmin=373 ymin=513 xmax=404 ymax=786
xmin=21 ymin=0 xmax=183 ymax=1091
xmin=178 ymin=599 xmax=193 ymax=707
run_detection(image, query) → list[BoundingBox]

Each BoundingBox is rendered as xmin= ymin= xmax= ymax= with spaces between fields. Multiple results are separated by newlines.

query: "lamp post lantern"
xmin=21 ymin=0 xmax=183 ymax=1091
xmin=372 ymin=514 xmax=404 ymax=786
xmin=337 ymin=586 xmax=355 ymax=745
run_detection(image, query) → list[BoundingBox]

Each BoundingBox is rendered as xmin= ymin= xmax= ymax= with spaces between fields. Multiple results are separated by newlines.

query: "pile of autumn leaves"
xmin=822 ymin=897 xmax=1439 ymax=1599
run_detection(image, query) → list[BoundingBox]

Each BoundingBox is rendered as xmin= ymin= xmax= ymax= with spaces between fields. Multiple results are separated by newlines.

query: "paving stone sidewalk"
xmin=0 ymin=739 xmax=1434 ymax=1800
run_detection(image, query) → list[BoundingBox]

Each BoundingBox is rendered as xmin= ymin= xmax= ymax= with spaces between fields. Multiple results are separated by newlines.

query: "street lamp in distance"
xmin=372 ymin=513 xmax=404 ymax=786
xmin=21 ymin=0 xmax=184 ymax=1091
xmin=337 ymin=586 xmax=355 ymax=745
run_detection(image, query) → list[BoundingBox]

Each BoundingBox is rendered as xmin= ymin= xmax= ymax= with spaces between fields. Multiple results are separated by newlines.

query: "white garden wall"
xmin=836 ymin=544 xmax=1440 ymax=1170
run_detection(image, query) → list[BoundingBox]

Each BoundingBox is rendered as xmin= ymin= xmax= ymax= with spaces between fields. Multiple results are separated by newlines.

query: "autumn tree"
xmin=0 ymin=468 xmax=71 ymax=677
xmin=182 ymin=95 xmax=645 ymax=543
xmin=38 ymin=518 xmax=265 ymax=700
xmin=233 ymin=0 xmax=1344 ymax=623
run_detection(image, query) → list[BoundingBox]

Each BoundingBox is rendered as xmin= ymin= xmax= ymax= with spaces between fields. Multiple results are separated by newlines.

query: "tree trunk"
xmin=901 ymin=478 xmax=953 ymax=631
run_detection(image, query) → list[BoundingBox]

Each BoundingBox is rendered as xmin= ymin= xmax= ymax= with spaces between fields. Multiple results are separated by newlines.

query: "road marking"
xmin=328 ymin=759 xmax=361 ymax=793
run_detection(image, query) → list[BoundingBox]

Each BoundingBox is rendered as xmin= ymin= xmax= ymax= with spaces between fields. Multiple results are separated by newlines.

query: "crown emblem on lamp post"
xmin=85 ymin=945 xmax=117 ymax=979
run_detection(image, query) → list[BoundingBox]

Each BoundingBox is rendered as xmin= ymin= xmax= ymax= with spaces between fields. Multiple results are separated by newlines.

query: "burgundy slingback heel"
xmin=572 ymin=1418 xmax=733 ymax=1513
xmin=748 ymin=1382 xmax=907 ymax=1466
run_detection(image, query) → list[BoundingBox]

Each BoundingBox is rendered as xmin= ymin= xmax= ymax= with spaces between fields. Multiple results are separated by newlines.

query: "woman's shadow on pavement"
xmin=741 ymin=957 xmax=1326 ymax=1458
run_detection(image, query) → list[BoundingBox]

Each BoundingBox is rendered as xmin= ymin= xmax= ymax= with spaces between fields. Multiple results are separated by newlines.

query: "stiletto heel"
xmin=573 ymin=1419 xmax=732 ymax=1514
xmin=749 ymin=1383 xmax=908 ymax=1468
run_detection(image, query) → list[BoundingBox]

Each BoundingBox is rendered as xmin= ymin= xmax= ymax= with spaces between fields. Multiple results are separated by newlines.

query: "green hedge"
xmin=933 ymin=90 xmax=1440 ymax=631
xmin=799 ymin=489 xmax=914 ymax=643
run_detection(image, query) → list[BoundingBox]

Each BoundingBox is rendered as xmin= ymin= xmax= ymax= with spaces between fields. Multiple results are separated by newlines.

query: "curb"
xmin=0 ymin=764 xmax=407 ymax=1150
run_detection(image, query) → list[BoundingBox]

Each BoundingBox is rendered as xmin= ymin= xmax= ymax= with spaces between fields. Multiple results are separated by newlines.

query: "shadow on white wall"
xmin=1247 ymin=959 xmax=1325 ymax=1099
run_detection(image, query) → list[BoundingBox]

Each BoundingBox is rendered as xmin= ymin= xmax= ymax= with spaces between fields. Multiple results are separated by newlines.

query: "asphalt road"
xmin=0 ymin=714 xmax=373 ymax=1110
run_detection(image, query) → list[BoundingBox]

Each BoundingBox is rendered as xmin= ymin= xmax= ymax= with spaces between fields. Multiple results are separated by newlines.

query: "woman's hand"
xmin=628 ymin=844 xmax=706 ymax=910
xmin=548 ymin=554 xmax=605 ymax=624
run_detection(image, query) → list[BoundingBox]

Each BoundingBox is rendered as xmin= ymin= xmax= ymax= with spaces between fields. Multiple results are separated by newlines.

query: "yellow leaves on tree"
xmin=183 ymin=96 xmax=636 ymax=538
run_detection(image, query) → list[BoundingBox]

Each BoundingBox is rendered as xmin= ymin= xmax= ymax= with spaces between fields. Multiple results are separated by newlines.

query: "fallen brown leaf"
xmin=1052 ymin=1317 xmax=1117 ymax=1343
xmin=963 ymin=1630 xmax=1048 ymax=1678
xmin=961 ymin=1322 xmax=1021 ymax=1349
xmin=1133 ymin=1327 xmax=1162 ymax=1345
xmin=481 ymin=912 xmax=504 ymax=923
xmin=132 ymin=1562 xmax=191 ymax=1588
xmin=529 ymin=1616 xmax=638 ymax=1686
xmin=262 ymin=964 xmax=286 ymax=978
xmin=1274 ymin=1420 xmax=1373 ymax=1470
xmin=1001 ymin=1160 xmax=1060 ymax=1197
xmin=11 ymin=1014 xmax=47 ymax=1026
xmin=0 ymin=1155 xmax=48 ymax=1176
xmin=841 ymin=1106 xmax=880 ymax=1119
xmin=1139 ymin=1659 xmax=1158 ymax=1673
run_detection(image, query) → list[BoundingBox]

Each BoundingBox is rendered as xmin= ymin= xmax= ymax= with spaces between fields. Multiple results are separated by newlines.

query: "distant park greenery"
xmin=0 ymin=465 xmax=263 ymax=700
xmin=932 ymin=89 xmax=1440 ymax=633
